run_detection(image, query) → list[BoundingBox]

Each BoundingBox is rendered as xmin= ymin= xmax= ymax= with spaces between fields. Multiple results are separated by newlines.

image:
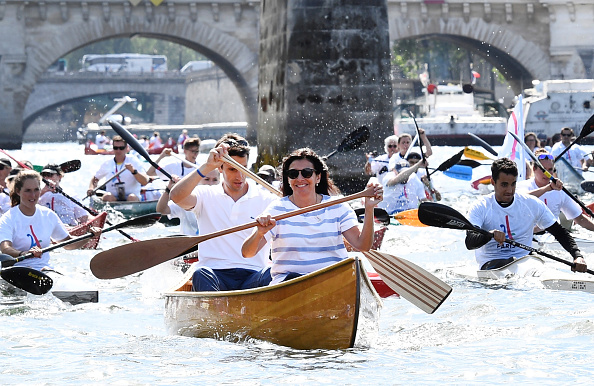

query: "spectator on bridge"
xmin=87 ymin=136 xmax=150 ymax=202
xmin=95 ymin=130 xmax=110 ymax=149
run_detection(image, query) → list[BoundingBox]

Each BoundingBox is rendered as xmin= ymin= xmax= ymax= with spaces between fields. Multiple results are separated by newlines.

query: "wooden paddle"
xmin=553 ymin=113 xmax=594 ymax=162
xmin=507 ymin=131 xmax=594 ymax=217
xmin=0 ymin=149 xmax=139 ymax=242
xmin=1 ymin=213 xmax=161 ymax=268
xmin=418 ymin=201 xmax=594 ymax=275
xmin=467 ymin=132 xmax=498 ymax=157
xmin=393 ymin=209 xmax=427 ymax=227
xmin=363 ymin=250 xmax=452 ymax=314
xmin=90 ymin=187 xmax=377 ymax=279
xmin=0 ymin=265 xmax=53 ymax=295
xmin=322 ymin=125 xmax=370 ymax=160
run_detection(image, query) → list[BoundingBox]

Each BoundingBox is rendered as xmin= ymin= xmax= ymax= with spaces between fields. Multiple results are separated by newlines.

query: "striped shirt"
xmin=262 ymin=196 xmax=358 ymax=284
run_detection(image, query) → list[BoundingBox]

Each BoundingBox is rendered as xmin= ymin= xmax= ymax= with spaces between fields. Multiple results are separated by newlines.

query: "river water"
xmin=1 ymin=142 xmax=594 ymax=385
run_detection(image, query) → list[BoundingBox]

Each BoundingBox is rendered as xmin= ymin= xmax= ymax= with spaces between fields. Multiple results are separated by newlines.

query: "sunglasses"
xmin=113 ymin=145 xmax=127 ymax=150
xmin=537 ymin=154 xmax=554 ymax=160
xmin=287 ymin=168 xmax=316 ymax=179
xmin=561 ymin=133 xmax=572 ymax=137
xmin=387 ymin=144 xmax=398 ymax=148
xmin=223 ymin=139 xmax=249 ymax=147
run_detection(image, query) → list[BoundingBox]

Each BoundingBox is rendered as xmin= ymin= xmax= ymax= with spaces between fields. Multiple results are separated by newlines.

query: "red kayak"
xmin=67 ymin=212 xmax=107 ymax=249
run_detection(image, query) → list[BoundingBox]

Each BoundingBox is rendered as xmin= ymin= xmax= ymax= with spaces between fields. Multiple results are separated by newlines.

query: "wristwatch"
xmin=132 ymin=169 xmax=138 ymax=175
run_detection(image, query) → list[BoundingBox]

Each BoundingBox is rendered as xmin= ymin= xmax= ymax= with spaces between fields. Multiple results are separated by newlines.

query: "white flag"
xmin=499 ymin=95 xmax=526 ymax=180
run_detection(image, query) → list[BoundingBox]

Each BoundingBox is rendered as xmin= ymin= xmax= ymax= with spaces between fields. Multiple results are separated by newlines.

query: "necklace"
xmin=289 ymin=194 xmax=320 ymax=207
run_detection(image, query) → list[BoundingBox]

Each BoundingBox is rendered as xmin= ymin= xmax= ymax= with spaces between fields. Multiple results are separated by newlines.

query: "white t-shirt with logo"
xmin=0 ymin=205 xmax=69 ymax=270
xmin=39 ymin=191 xmax=87 ymax=226
xmin=467 ymin=193 xmax=556 ymax=268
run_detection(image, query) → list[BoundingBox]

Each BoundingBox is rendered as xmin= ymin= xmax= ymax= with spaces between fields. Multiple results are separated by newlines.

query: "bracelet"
xmin=165 ymin=187 xmax=171 ymax=194
xmin=196 ymin=168 xmax=206 ymax=178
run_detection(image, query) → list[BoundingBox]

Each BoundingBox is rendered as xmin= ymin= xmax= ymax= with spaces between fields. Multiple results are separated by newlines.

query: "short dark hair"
xmin=216 ymin=133 xmax=249 ymax=158
xmin=183 ymin=137 xmax=201 ymax=150
xmin=491 ymin=158 xmax=518 ymax=182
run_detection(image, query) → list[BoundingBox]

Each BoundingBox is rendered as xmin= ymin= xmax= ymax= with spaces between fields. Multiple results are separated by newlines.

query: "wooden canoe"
xmin=164 ymin=257 xmax=382 ymax=350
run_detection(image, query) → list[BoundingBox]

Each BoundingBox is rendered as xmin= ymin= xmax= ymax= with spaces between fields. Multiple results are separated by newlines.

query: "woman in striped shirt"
xmin=242 ymin=148 xmax=383 ymax=284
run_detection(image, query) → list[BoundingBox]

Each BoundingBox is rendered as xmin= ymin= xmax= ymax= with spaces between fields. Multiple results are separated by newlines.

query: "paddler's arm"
xmin=545 ymin=222 xmax=587 ymax=272
xmin=526 ymin=179 xmax=563 ymax=198
xmin=156 ymin=178 xmax=178 ymax=215
xmin=124 ymin=164 xmax=149 ymax=186
xmin=146 ymin=148 xmax=172 ymax=176
xmin=170 ymin=143 xmax=229 ymax=210
xmin=383 ymin=160 xmax=425 ymax=187
xmin=342 ymin=183 xmax=383 ymax=251
xmin=242 ymin=214 xmax=275 ymax=258
xmin=87 ymin=176 xmax=99 ymax=197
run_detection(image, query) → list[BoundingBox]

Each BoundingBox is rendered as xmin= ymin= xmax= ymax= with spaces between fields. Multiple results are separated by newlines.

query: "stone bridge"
xmin=1 ymin=0 xmax=593 ymax=148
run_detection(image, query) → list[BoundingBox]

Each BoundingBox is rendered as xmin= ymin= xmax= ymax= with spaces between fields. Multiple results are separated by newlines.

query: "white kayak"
xmin=452 ymin=255 xmax=594 ymax=294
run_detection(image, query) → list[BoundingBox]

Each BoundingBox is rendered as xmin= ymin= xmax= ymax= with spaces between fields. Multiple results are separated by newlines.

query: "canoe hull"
xmin=67 ymin=212 xmax=107 ymax=249
xmin=164 ymin=258 xmax=382 ymax=350
xmin=90 ymin=196 xmax=158 ymax=218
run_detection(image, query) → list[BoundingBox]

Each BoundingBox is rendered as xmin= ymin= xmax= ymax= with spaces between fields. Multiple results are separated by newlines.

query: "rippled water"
xmin=1 ymin=142 xmax=593 ymax=385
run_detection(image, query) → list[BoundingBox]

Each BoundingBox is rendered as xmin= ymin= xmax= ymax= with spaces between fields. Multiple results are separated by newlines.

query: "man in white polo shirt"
xmin=170 ymin=133 xmax=276 ymax=291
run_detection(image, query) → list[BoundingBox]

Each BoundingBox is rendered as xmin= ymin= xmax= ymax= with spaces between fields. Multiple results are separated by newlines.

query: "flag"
xmin=499 ymin=95 xmax=526 ymax=180
xmin=471 ymin=70 xmax=480 ymax=85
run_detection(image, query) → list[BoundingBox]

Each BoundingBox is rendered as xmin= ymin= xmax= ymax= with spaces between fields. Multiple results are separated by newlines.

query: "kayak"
xmin=66 ymin=211 xmax=107 ymax=249
xmin=535 ymin=233 xmax=594 ymax=254
xmin=164 ymin=257 xmax=382 ymax=350
xmin=452 ymin=255 xmax=594 ymax=293
xmin=90 ymin=196 xmax=158 ymax=219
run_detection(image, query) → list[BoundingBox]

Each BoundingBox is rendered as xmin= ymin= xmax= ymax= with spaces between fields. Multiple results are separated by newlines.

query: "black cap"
xmin=406 ymin=152 xmax=421 ymax=161
xmin=0 ymin=158 xmax=11 ymax=168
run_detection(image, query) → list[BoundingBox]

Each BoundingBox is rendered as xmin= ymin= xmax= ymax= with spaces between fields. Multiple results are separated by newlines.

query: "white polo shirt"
xmin=191 ymin=180 xmax=277 ymax=270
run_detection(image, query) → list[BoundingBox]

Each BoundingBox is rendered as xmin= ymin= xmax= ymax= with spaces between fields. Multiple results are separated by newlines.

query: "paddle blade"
xmin=60 ymin=160 xmax=81 ymax=173
xmin=464 ymin=147 xmax=494 ymax=161
xmin=363 ymin=250 xmax=452 ymax=314
xmin=581 ymin=180 xmax=594 ymax=193
xmin=457 ymin=159 xmax=483 ymax=168
xmin=580 ymin=113 xmax=594 ymax=138
xmin=435 ymin=150 xmax=464 ymax=172
xmin=337 ymin=125 xmax=370 ymax=153
xmin=1 ymin=267 xmax=53 ymax=295
xmin=418 ymin=202 xmax=475 ymax=231
xmin=442 ymin=165 xmax=472 ymax=181
xmin=107 ymin=120 xmax=151 ymax=161
xmin=114 ymin=213 xmax=162 ymax=230
xmin=393 ymin=209 xmax=427 ymax=227
xmin=90 ymin=236 xmax=201 ymax=279
xmin=467 ymin=133 xmax=498 ymax=156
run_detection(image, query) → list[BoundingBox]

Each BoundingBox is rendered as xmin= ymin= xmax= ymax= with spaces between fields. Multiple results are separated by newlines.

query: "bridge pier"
xmin=257 ymin=0 xmax=393 ymax=192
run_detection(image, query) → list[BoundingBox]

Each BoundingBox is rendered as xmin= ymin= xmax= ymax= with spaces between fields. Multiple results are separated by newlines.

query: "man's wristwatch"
xmin=132 ymin=169 xmax=138 ymax=175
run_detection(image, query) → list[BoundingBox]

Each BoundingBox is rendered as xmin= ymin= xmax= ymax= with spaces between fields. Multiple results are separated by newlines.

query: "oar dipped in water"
xmin=417 ymin=202 xmax=594 ymax=275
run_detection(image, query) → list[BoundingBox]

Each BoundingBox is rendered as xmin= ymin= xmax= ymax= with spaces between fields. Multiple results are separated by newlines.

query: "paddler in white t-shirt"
xmin=465 ymin=158 xmax=587 ymax=272
xmin=517 ymin=149 xmax=594 ymax=232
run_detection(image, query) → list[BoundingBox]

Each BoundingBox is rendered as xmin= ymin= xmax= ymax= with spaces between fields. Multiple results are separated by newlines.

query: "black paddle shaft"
xmin=418 ymin=202 xmax=594 ymax=275
xmin=108 ymin=120 xmax=174 ymax=180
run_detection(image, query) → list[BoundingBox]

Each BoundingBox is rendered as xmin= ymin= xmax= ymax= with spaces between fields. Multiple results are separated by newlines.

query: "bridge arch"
xmin=23 ymin=12 xmax=258 ymax=137
xmin=389 ymin=16 xmax=550 ymax=93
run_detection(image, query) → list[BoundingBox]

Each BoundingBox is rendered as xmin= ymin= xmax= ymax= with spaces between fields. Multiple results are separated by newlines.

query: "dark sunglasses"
xmin=561 ymin=133 xmax=572 ymax=137
xmin=387 ymin=144 xmax=398 ymax=148
xmin=113 ymin=145 xmax=127 ymax=150
xmin=223 ymin=139 xmax=249 ymax=147
xmin=537 ymin=154 xmax=554 ymax=160
xmin=287 ymin=168 xmax=316 ymax=179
